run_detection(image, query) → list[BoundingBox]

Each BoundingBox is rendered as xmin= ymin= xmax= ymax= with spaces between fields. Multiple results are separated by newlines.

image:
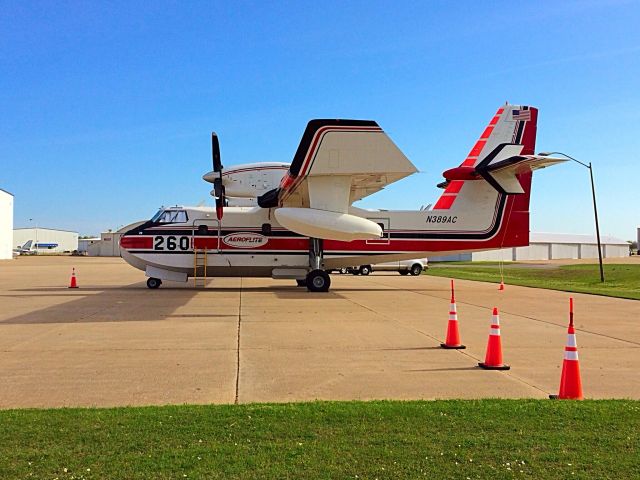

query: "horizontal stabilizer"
xmin=476 ymin=143 xmax=566 ymax=194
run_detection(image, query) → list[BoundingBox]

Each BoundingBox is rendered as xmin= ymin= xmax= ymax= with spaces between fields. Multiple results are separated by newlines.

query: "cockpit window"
xmin=151 ymin=209 xmax=188 ymax=224
xmin=151 ymin=209 xmax=164 ymax=223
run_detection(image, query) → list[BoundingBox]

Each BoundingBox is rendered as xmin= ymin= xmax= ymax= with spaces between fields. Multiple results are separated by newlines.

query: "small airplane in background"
xmin=13 ymin=240 xmax=36 ymax=256
xmin=120 ymin=104 xmax=565 ymax=292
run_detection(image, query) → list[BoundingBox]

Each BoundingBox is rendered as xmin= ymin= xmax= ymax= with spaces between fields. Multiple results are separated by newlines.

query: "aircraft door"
xmin=192 ymin=218 xmax=221 ymax=252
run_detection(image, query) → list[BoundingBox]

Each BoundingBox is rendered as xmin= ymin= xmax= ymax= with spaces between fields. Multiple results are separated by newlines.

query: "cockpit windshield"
xmin=151 ymin=209 xmax=188 ymax=224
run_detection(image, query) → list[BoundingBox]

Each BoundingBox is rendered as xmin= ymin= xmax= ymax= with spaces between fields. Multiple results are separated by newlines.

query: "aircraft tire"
xmin=359 ymin=265 xmax=371 ymax=276
xmin=399 ymin=270 xmax=409 ymax=275
xmin=306 ymin=269 xmax=330 ymax=292
xmin=147 ymin=277 xmax=162 ymax=289
xmin=296 ymin=279 xmax=307 ymax=287
xmin=410 ymin=264 xmax=423 ymax=276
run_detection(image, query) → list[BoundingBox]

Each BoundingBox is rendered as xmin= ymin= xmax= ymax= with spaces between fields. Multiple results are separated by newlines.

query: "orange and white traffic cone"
xmin=441 ymin=279 xmax=465 ymax=349
xmin=550 ymin=298 xmax=583 ymax=400
xmin=478 ymin=307 xmax=510 ymax=370
xmin=69 ymin=268 xmax=79 ymax=289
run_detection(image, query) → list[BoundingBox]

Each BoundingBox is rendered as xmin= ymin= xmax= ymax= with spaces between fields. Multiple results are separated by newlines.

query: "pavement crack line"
xmin=344 ymin=280 xmax=549 ymax=396
xmin=365 ymin=277 xmax=640 ymax=347
xmin=234 ymin=277 xmax=243 ymax=405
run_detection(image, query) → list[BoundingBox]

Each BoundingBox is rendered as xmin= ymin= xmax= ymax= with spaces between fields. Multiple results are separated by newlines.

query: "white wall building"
xmin=13 ymin=228 xmax=78 ymax=254
xmin=87 ymin=221 xmax=145 ymax=257
xmin=431 ymin=232 xmax=630 ymax=262
xmin=78 ymin=237 xmax=101 ymax=253
xmin=0 ymin=189 xmax=14 ymax=260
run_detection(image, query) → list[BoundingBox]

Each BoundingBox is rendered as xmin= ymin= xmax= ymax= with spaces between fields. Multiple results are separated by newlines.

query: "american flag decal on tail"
xmin=512 ymin=109 xmax=531 ymax=121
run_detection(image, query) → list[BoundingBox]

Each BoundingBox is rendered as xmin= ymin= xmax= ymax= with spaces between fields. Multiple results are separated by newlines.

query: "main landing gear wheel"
xmin=296 ymin=279 xmax=307 ymax=287
xmin=410 ymin=264 xmax=423 ymax=276
xmin=146 ymin=277 xmax=162 ymax=289
xmin=306 ymin=269 xmax=330 ymax=292
xmin=359 ymin=265 xmax=371 ymax=276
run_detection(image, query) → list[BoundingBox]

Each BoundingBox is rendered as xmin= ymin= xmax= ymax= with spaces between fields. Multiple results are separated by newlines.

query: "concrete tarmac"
xmin=0 ymin=256 xmax=638 ymax=408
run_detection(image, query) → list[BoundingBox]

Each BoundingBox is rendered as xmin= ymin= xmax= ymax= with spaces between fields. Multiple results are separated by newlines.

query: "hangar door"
xmin=551 ymin=243 xmax=579 ymax=260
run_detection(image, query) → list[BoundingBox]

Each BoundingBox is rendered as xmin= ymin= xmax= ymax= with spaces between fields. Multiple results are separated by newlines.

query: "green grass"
xmin=1 ymin=400 xmax=639 ymax=479
xmin=427 ymin=264 xmax=640 ymax=300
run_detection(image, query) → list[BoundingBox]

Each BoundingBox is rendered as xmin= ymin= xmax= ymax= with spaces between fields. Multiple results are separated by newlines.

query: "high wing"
xmin=257 ymin=120 xmax=417 ymax=210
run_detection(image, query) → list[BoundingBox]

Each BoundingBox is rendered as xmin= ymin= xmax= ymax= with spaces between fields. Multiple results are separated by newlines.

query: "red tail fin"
xmin=434 ymin=104 xmax=538 ymax=211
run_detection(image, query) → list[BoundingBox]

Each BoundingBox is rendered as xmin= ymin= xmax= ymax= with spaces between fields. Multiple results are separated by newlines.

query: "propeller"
xmin=211 ymin=132 xmax=225 ymax=220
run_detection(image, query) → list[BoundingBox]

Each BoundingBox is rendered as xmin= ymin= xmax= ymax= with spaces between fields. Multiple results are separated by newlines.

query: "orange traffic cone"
xmin=69 ymin=268 xmax=79 ymax=289
xmin=498 ymin=281 xmax=505 ymax=291
xmin=478 ymin=307 xmax=510 ymax=370
xmin=441 ymin=279 xmax=465 ymax=349
xmin=550 ymin=298 xmax=583 ymax=400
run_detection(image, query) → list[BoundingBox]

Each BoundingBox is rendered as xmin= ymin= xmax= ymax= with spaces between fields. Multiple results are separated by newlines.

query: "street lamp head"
xmin=537 ymin=151 xmax=554 ymax=156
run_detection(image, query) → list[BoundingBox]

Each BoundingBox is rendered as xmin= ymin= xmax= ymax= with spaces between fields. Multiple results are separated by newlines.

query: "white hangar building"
xmin=432 ymin=232 xmax=630 ymax=262
xmin=0 ymin=189 xmax=14 ymax=260
xmin=13 ymin=228 xmax=79 ymax=254
xmin=78 ymin=237 xmax=101 ymax=254
xmin=86 ymin=221 xmax=145 ymax=257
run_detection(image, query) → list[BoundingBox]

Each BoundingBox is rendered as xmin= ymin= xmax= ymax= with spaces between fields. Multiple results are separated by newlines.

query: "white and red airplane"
xmin=120 ymin=104 xmax=564 ymax=292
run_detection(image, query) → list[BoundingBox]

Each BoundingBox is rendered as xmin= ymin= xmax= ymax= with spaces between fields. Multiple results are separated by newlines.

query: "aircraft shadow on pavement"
xmin=407 ymin=367 xmax=479 ymax=373
xmin=1 ymin=281 xmax=447 ymax=324
xmin=379 ymin=346 xmax=444 ymax=351
xmin=1 ymin=282 xmax=202 ymax=325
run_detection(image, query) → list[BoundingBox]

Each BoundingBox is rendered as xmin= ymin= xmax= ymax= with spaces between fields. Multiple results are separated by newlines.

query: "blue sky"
xmin=2 ymin=0 xmax=639 ymax=239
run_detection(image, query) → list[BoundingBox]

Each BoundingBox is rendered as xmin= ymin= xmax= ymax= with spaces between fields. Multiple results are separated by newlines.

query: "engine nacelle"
xmin=203 ymin=162 xmax=289 ymax=198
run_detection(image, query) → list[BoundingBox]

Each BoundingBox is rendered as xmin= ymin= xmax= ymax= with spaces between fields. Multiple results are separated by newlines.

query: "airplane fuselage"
xmin=120 ymin=179 xmax=527 ymax=282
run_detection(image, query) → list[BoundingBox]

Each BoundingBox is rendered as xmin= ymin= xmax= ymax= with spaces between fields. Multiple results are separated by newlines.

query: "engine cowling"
xmin=203 ymin=162 xmax=289 ymax=198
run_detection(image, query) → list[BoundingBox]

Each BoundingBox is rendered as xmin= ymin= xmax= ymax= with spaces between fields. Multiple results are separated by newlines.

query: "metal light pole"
xmin=538 ymin=152 xmax=604 ymax=282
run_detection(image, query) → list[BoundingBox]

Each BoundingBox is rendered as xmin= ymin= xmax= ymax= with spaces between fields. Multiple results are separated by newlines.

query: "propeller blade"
xmin=215 ymin=184 xmax=225 ymax=220
xmin=211 ymin=132 xmax=222 ymax=172
xmin=211 ymin=132 xmax=224 ymax=219
xmin=213 ymin=178 xmax=223 ymax=197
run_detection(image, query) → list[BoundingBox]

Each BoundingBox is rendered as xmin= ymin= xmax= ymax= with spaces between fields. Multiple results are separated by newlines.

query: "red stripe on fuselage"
xmin=222 ymin=166 xmax=289 ymax=176
xmin=432 ymin=194 xmax=456 ymax=210
xmin=120 ymin=236 xmax=153 ymax=249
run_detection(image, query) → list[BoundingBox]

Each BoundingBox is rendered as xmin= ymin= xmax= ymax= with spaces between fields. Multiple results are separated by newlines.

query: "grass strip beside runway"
xmin=427 ymin=264 xmax=640 ymax=300
xmin=1 ymin=400 xmax=638 ymax=479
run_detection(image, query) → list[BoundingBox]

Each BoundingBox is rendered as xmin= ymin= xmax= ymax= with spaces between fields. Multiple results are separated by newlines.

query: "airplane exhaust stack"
xmin=69 ymin=268 xmax=79 ymax=289
xmin=440 ymin=279 xmax=466 ymax=349
xmin=478 ymin=307 xmax=510 ymax=370
xmin=550 ymin=298 xmax=584 ymax=400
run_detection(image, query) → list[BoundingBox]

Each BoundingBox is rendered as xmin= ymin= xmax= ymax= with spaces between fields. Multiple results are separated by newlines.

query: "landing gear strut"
xmin=306 ymin=238 xmax=330 ymax=292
